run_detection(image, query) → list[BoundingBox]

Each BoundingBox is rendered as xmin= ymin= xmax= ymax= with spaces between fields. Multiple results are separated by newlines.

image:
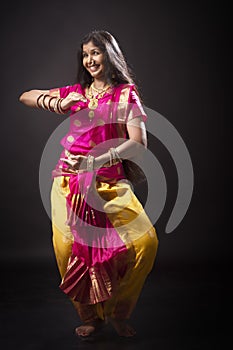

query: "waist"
xmin=64 ymin=149 xmax=121 ymax=168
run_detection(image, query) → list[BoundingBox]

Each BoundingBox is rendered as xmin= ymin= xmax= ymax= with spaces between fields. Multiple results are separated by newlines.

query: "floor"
xmin=0 ymin=258 xmax=231 ymax=350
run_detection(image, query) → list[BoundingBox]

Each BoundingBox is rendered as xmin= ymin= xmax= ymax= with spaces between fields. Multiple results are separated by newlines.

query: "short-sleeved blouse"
xmin=50 ymin=83 xmax=147 ymax=173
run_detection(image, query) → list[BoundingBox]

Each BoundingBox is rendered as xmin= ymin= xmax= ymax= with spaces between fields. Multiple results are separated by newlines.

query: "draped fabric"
xmin=50 ymin=83 xmax=158 ymax=308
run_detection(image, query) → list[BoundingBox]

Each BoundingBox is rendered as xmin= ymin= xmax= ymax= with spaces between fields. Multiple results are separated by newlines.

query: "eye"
xmin=82 ymin=52 xmax=88 ymax=58
xmin=93 ymin=50 xmax=100 ymax=55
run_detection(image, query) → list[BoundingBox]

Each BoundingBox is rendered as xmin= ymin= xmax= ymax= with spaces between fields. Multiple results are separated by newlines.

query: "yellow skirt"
xmin=51 ymin=176 xmax=158 ymax=322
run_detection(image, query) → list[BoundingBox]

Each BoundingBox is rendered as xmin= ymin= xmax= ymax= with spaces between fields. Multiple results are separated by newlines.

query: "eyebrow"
xmin=82 ymin=47 xmax=101 ymax=53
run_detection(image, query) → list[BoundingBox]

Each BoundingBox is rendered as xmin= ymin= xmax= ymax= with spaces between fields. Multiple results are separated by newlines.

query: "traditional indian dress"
xmin=49 ymin=83 xmax=158 ymax=323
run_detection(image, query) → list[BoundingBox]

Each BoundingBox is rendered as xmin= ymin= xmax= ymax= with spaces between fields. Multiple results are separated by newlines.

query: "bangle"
xmin=41 ymin=94 xmax=50 ymax=110
xmin=36 ymin=94 xmax=44 ymax=108
xmin=87 ymin=155 xmax=95 ymax=172
xmin=53 ymin=97 xmax=60 ymax=113
xmin=108 ymin=148 xmax=113 ymax=166
xmin=109 ymin=147 xmax=122 ymax=164
xmin=48 ymin=96 xmax=57 ymax=112
xmin=57 ymin=98 xmax=66 ymax=114
xmin=114 ymin=148 xmax=122 ymax=162
xmin=36 ymin=95 xmax=67 ymax=114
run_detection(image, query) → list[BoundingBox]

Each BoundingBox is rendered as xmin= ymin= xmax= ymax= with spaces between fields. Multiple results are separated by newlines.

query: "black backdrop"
xmin=1 ymin=0 xmax=230 ymax=264
xmin=0 ymin=0 xmax=231 ymax=348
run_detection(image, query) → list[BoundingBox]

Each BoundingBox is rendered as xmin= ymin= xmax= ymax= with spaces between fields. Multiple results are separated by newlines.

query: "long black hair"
xmin=76 ymin=30 xmax=140 ymax=93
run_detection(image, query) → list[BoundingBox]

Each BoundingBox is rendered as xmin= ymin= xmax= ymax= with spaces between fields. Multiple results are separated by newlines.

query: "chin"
xmin=91 ymin=72 xmax=102 ymax=79
xmin=90 ymin=70 xmax=104 ymax=79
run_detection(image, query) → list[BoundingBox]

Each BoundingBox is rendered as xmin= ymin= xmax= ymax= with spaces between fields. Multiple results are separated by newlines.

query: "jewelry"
xmin=108 ymin=148 xmax=113 ymax=166
xmin=53 ymin=98 xmax=60 ymax=113
xmin=48 ymin=96 xmax=57 ymax=112
xmin=88 ymin=96 xmax=98 ymax=110
xmin=107 ymin=148 xmax=122 ymax=167
xmin=36 ymin=94 xmax=44 ymax=108
xmin=86 ymin=155 xmax=95 ymax=172
xmin=57 ymin=98 xmax=67 ymax=114
xmin=37 ymin=94 xmax=67 ymax=115
xmin=109 ymin=147 xmax=122 ymax=163
xmin=86 ymin=83 xmax=110 ymax=120
xmin=114 ymin=148 xmax=122 ymax=162
xmin=91 ymin=83 xmax=110 ymax=95
xmin=41 ymin=94 xmax=50 ymax=110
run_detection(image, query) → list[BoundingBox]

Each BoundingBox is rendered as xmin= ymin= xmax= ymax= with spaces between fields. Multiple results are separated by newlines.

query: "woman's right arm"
xmin=19 ymin=89 xmax=86 ymax=112
xmin=19 ymin=89 xmax=50 ymax=108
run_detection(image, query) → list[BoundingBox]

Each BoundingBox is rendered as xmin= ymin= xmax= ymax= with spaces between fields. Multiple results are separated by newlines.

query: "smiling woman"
xmin=19 ymin=30 xmax=158 ymax=340
xmin=82 ymin=44 xmax=105 ymax=79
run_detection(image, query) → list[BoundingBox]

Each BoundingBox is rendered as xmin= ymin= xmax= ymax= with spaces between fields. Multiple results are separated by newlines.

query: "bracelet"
xmin=108 ymin=148 xmax=113 ymax=166
xmin=87 ymin=155 xmax=95 ymax=172
xmin=36 ymin=94 xmax=68 ymax=114
xmin=57 ymin=98 xmax=66 ymax=114
xmin=41 ymin=94 xmax=51 ymax=110
xmin=57 ymin=98 xmax=63 ymax=114
xmin=114 ymin=148 xmax=122 ymax=162
xmin=109 ymin=147 xmax=122 ymax=164
xmin=36 ymin=94 xmax=44 ymax=108
xmin=53 ymin=97 xmax=60 ymax=113
xmin=48 ymin=96 xmax=57 ymax=112
xmin=53 ymin=97 xmax=67 ymax=114
xmin=38 ymin=94 xmax=53 ymax=110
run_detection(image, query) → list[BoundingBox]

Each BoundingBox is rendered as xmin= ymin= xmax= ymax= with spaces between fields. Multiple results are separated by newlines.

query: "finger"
xmin=60 ymin=158 xmax=76 ymax=167
xmin=69 ymin=155 xmax=80 ymax=160
xmin=70 ymin=155 xmax=86 ymax=160
xmin=59 ymin=165 xmax=77 ymax=174
xmin=70 ymin=92 xmax=87 ymax=102
xmin=60 ymin=157 xmax=71 ymax=163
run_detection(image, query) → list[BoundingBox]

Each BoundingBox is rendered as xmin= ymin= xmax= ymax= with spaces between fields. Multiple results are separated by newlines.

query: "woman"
xmin=19 ymin=30 xmax=158 ymax=339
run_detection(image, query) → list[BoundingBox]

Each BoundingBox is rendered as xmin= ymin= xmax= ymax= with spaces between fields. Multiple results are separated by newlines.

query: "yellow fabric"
xmin=51 ymin=176 xmax=158 ymax=321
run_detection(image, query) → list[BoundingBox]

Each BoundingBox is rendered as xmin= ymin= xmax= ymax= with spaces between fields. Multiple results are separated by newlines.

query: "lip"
xmin=88 ymin=64 xmax=100 ymax=72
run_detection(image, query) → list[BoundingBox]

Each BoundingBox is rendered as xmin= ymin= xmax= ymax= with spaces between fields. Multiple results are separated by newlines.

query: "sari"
xmin=50 ymin=83 xmax=158 ymax=322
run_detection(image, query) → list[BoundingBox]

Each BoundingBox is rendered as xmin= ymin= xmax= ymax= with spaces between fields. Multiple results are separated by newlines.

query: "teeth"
xmin=89 ymin=65 xmax=99 ymax=72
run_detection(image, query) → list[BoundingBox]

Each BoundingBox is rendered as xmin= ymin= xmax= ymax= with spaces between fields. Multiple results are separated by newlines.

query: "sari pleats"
xmin=51 ymin=176 xmax=158 ymax=320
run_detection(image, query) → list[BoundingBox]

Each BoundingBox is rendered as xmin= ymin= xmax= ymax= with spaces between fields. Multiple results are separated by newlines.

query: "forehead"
xmin=82 ymin=41 xmax=101 ymax=52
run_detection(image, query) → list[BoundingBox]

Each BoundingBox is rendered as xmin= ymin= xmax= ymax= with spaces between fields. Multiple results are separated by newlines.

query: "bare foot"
xmin=75 ymin=319 xmax=105 ymax=338
xmin=76 ymin=324 xmax=95 ymax=337
xmin=108 ymin=318 xmax=136 ymax=337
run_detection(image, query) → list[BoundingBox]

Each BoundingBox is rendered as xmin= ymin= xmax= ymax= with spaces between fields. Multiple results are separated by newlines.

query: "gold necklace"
xmin=91 ymin=83 xmax=110 ymax=94
xmin=86 ymin=83 xmax=110 ymax=120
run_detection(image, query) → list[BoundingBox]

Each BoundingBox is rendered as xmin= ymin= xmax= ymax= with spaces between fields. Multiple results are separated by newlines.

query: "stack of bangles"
xmin=87 ymin=155 xmax=95 ymax=172
xmin=63 ymin=148 xmax=122 ymax=173
xmin=37 ymin=93 xmax=67 ymax=114
xmin=108 ymin=147 xmax=122 ymax=166
xmin=86 ymin=148 xmax=122 ymax=171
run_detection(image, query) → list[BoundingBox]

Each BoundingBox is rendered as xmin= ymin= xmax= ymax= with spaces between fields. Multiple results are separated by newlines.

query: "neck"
xmin=92 ymin=78 xmax=108 ymax=90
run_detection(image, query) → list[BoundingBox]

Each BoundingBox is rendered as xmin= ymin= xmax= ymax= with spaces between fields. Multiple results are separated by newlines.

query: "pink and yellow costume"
xmin=49 ymin=83 xmax=158 ymax=322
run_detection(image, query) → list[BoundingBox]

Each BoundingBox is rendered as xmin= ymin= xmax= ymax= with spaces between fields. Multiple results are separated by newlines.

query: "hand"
xmin=60 ymin=155 xmax=88 ymax=172
xmin=60 ymin=92 xmax=87 ymax=110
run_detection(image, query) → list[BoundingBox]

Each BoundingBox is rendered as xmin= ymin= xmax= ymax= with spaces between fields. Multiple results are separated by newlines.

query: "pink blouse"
xmin=50 ymin=83 xmax=147 ymax=176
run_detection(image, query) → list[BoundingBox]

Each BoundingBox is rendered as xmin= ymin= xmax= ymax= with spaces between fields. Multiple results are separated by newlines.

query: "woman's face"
xmin=82 ymin=41 xmax=105 ymax=80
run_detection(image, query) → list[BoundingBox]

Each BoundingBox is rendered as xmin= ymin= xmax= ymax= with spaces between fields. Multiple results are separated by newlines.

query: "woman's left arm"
xmin=61 ymin=117 xmax=147 ymax=171
xmin=94 ymin=117 xmax=147 ymax=168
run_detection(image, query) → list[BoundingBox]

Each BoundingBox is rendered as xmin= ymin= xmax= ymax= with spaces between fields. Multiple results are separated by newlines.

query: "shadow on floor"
xmin=0 ymin=258 xmax=231 ymax=349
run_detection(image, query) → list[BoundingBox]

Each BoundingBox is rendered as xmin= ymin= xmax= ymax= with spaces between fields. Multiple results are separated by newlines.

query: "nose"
xmin=87 ymin=54 xmax=94 ymax=65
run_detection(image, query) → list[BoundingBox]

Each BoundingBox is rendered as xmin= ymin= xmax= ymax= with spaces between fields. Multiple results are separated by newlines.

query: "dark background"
xmin=0 ymin=0 xmax=231 ymax=349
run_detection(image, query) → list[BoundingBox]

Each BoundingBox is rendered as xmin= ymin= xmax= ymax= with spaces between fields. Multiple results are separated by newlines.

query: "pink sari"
xmin=50 ymin=83 xmax=147 ymax=304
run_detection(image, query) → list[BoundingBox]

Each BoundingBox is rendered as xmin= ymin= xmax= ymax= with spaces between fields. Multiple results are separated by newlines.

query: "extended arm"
xmin=19 ymin=90 xmax=86 ymax=113
xmin=19 ymin=89 xmax=49 ymax=108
